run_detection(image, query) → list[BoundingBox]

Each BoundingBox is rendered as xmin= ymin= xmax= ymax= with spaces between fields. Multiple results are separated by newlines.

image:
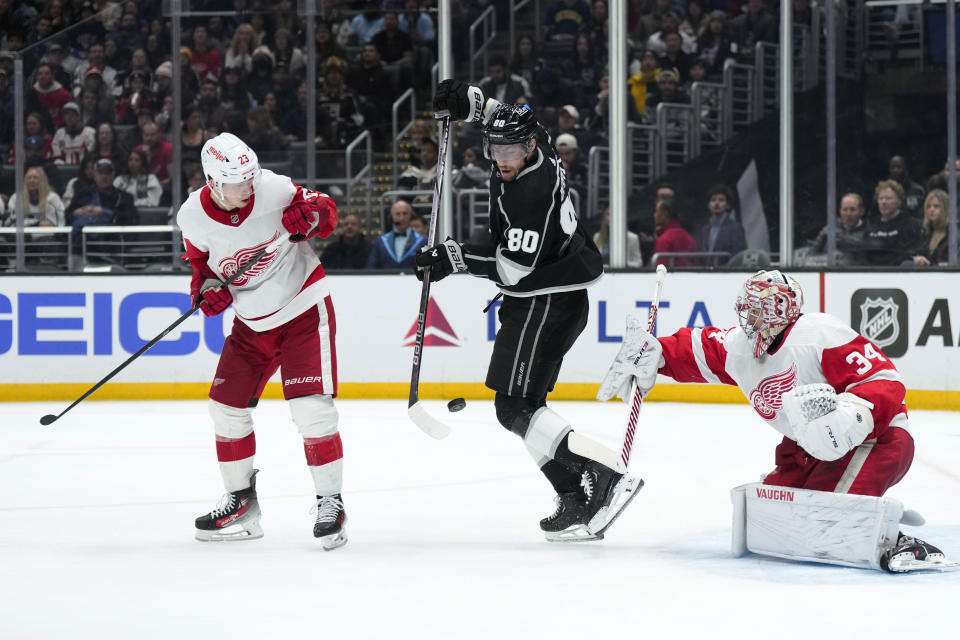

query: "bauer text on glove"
xmin=414 ymin=238 xmax=467 ymax=282
xmin=433 ymin=79 xmax=486 ymax=122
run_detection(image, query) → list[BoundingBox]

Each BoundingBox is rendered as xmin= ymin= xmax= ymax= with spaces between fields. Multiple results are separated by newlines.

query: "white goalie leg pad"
xmin=289 ymin=395 xmax=343 ymax=496
xmin=209 ymin=399 xmax=256 ymax=492
xmin=523 ymin=407 xmax=572 ymax=465
xmin=730 ymin=482 xmax=903 ymax=570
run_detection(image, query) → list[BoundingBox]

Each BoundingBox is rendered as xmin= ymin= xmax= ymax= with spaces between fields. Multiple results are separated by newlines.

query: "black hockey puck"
xmin=447 ymin=397 xmax=467 ymax=413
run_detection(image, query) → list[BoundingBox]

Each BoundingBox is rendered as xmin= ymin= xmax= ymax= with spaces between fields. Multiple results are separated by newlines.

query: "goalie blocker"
xmin=731 ymin=483 xmax=954 ymax=572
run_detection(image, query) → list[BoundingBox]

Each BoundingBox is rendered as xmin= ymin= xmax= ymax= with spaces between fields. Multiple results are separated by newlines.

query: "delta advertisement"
xmin=0 ymin=271 xmax=957 ymax=402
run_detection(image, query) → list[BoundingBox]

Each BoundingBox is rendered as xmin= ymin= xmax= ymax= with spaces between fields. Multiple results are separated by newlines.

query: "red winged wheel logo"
xmin=749 ymin=363 xmax=797 ymax=420
xmin=218 ymin=232 xmax=280 ymax=287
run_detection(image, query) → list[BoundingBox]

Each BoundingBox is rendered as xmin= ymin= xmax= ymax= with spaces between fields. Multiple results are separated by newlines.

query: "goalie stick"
xmin=39 ymin=232 xmax=301 ymax=426
xmin=568 ymin=264 xmax=668 ymax=472
xmin=407 ymin=115 xmax=453 ymax=439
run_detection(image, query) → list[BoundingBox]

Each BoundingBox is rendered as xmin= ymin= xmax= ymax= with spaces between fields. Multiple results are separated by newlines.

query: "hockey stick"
xmin=568 ymin=264 xmax=668 ymax=472
xmin=407 ymin=115 xmax=453 ymax=439
xmin=39 ymin=233 xmax=299 ymax=426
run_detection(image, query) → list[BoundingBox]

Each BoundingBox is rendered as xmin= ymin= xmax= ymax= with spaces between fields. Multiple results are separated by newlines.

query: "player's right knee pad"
xmin=730 ymin=482 xmax=913 ymax=571
xmin=209 ymin=399 xmax=254 ymax=439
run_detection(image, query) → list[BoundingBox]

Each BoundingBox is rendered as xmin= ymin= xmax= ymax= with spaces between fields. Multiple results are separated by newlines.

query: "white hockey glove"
xmin=781 ymin=384 xmax=875 ymax=462
xmin=597 ymin=312 xmax=663 ymax=402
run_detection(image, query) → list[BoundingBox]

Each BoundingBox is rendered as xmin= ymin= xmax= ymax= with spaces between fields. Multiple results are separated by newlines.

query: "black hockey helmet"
xmin=482 ymin=103 xmax=538 ymax=161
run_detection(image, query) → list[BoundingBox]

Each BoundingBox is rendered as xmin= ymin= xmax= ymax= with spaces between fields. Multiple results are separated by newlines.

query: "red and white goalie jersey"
xmin=658 ymin=313 xmax=909 ymax=442
xmin=177 ymin=169 xmax=337 ymax=332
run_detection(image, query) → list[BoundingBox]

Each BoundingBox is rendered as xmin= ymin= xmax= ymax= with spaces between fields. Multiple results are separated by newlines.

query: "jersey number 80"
xmin=506 ymin=228 xmax=539 ymax=253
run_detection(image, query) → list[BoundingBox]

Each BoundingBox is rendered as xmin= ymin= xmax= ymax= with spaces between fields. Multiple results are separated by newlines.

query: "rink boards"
xmin=1 ymin=271 xmax=959 ymax=408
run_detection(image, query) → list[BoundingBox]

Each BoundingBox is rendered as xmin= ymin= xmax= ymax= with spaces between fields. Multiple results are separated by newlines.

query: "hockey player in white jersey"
xmin=177 ymin=132 xmax=348 ymax=550
xmin=599 ymin=270 xmax=953 ymax=572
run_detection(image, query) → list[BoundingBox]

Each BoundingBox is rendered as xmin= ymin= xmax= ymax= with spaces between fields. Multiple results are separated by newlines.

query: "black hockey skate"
xmin=541 ymin=491 xmax=591 ymax=541
xmin=313 ymin=494 xmax=347 ymax=551
xmin=195 ymin=470 xmax=263 ymax=542
xmin=880 ymin=532 xmax=955 ymax=573
xmin=581 ymin=461 xmax=643 ymax=538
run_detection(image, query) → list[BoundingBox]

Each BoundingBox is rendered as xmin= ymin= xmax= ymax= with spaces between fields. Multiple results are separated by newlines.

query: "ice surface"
xmin=2 ymin=400 xmax=958 ymax=639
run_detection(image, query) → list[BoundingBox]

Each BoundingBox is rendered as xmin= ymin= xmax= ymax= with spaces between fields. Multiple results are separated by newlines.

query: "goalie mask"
xmin=201 ymin=132 xmax=260 ymax=203
xmin=735 ymin=270 xmax=804 ymax=358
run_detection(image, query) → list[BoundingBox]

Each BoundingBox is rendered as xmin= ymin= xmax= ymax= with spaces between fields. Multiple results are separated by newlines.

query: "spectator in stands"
xmin=451 ymin=146 xmax=490 ymax=194
xmin=683 ymin=60 xmax=710 ymax=95
xmin=248 ymin=46 xmax=277 ymax=105
xmin=144 ymin=33 xmax=165 ymax=70
xmin=315 ymin=20 xmax=349 ymax=69
xmin=863 ymin=180 xmax=922 ymax=266
xmin=532 ymin=62 xmax=569 ymax=109
xmin=272 ymin=28 xmax=304 ymax=77
xmin=195 ymin=77 xmax=227 ymax=134
xmin=218 ymin=65 xmax=253 ymax=116
xmin=652 ymin=198 xmax=697 ymax=266
xmin=911 ymin=190 xmax=952 ymax=267
xmin=134 ymin=120 xmax=173 ymax=187
xmin=886 ymin=154 xmax=925 ymax=217
xmin=372 ymin=11 xmax=415 ymax=90
xmin=656 ymin=183 xmax=677 ymax=205
xmin=647 ymin=12 xmax=697 ymax=58
xmin=660 ymin=31 xmax=696 ymax=83
xmin=74 ymin=43 xmax=119 ymax=97
xmin=628 ymin=50 xmax=661 ymax=120
xmin=245 ymin=105 xmax=290 ymax=160
xmin=113 ymin=148 xmax=161 ymax=207
xmin=66 ymin=158 xmax=137 ymax=267
xmin=268 ymin=60 xmax=297 ymax=115
xmin=350 ymin=10 xmax=385 ymax=46
xmin=408 ymin=213 xmax=427 ymax=237
xmin=594 ymin=208 xmax=643 ymax=268
xmin=554 ymin=104 xmax=593 ymax=151
xmin=93 ymin=122 xmax=127 ymax=173
xmin=181 ymin=104 xmax=212 ymax=167
xmin=367 ymin=199 xmax=426 ymax=269
xmin=544 ymin=0 xmax=590 ymax=42
xmin=806 ymin=192 xmax=869 ymax=265
xmin=115 ymin=70 xmax=154 ymax=125
xmin=184 ymin=162 xmax=206 ymax=198
xmin=0 ymin=67 xmax=12 ymax=148
xmin=399 ymin=0 xmax=435 ymax=82
xmin=585 ymin=73 xmax=610 ymax=143
xmin=479 ymin=54 xmax=530 ymax=105
xmin=639 ymin=0 xmax=673 ymax=43
xmin=27 ymin=62 xmax=72 ymax=129
xmin=23 ymin=135 xmax=65 ymax=195
xmin=9 ymin=112 xmax=54 ymax=163
xmin=398 ymin=136 xmax=438 ymax=201
xmin=510 ymin=34 xmax=542 ymax=89
xmin=76 ymin=66 xmax=116 ymax=116
xmin=225 ymin=23 xmax=256 ymax=73
xmin=178 ymin=47 xmax=201 ymax=105
xmin=696 ymin=183 xmax=746 ymax=265
xmin=52 ymin=102 xmax=96 ymax=165
xmin=926 ymin=158 xmax=960 ymax=193
xmin=320 ymin=0 xmax=352 ymax=46
xmin=152 ymin=60 xmax=172 ymax=103
xmin=62 ymin=154 xmax=96 ymax=210
xmin=318 ymin=57 xmax=364 ymax=149
xmin=281 ymin=82 xmax=309 ymax=143
xmin=348 ymin=44 xmax=396 ymax=139
xmin=321 ymin=213 xmax=371 ymax=269
xmin=643 ymin=69 xmax=690 ymax=123
xmin=681 ymin=0 xmax=708 ymax=40
xmin=190 ymin=25 xmax=222 ymax=80
xmin=79 ymin=85 xmax=114 ymax=128
xmin=731 ymin=0 xmax=777 ymax=59
xmin=555 ymin=133 xmax=588 ymax=199
xmin=3 ymin=166 xmax=65 ymax=227
xmin=409 ymin=119 xmax=433 ymax=155
xmin=563 ymin=34 xmax=605 ymax=112
xmin=584 ymin=0 xmax=608 ymax=50
xmin=112 ymin=12 xmax=144 ymax=61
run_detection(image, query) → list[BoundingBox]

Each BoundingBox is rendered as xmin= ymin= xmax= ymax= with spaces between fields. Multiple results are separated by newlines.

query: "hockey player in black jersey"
xmin=416 ymin=79 xmax=642 ymax=541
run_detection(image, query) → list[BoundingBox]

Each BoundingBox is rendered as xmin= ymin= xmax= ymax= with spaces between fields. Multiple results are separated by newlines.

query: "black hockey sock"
xmin=539 ymin=459 xmax=583 ymax=494
xmin=552 ymin=433 xmax=590 ymax=473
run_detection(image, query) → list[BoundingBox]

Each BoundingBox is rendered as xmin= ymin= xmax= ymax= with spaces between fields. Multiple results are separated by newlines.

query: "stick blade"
xmin=407 ymin=401 xmax=452 ymax=439
xmin=39 ymin=414 xmax=57 ymax=426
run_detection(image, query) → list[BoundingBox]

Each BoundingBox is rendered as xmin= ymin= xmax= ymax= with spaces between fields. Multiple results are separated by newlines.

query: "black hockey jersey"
xmin=462 ymin=126 xmax=603 ymax=296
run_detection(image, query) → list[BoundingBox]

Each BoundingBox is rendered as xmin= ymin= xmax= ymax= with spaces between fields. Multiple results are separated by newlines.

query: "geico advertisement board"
xmin=0 ymin=272 xmax=821 ymax=388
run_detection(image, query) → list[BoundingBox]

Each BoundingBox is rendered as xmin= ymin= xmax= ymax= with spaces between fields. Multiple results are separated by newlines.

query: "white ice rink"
xmin=2 ymin=399 xmax=959 ymax=639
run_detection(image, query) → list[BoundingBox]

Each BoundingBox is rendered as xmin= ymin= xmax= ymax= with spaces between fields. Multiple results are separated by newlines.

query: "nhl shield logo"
xmin=850 ymin=289 xmax=908 ymax=357
xmin=859 ymin=297 xmax=899 ymax=348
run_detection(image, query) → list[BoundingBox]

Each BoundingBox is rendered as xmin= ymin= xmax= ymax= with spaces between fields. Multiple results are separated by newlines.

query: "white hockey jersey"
xmin=177 ymin=169 xmax=336 ymax=332
xmin=657 ymin=313 xmax=909 ymax=441
xmin=52 ymin=126 xmax=96 ymax=164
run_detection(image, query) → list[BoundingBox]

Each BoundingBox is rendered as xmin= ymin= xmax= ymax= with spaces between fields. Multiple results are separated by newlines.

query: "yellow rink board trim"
xmin=2 ymin=383 xmax=958 ymax=411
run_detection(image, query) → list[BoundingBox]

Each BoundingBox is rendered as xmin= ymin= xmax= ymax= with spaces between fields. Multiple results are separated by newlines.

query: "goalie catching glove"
xmin=414 ymin=238 xmax=467 ymax=282
xmin=781 ymin=383 xmax=875 ymax=462
xmin=597 ymin=312 xmax=663 ymax=402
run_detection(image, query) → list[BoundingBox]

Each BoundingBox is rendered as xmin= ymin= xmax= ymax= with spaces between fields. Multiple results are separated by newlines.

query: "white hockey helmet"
xmin=200 ymin=132 xmax=260 ymax=201
xmin=735 ymin=270 xmax=804 ymax=358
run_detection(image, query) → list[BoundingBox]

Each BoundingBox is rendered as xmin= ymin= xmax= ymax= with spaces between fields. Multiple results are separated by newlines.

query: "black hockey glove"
xmin=433 ymin=79 xmax=485 ymax=122
xmin=415 ymin=238 xmax=467 ymax=282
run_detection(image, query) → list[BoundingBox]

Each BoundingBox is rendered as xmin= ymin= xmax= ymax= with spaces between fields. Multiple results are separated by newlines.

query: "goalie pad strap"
xmin=730 ymin=483 xmax=903 ymax=570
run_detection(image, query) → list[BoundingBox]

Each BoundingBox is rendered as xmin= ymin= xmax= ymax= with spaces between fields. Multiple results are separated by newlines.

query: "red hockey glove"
xmin=282 ymin=201 xmax=318 ymax=239
xmin=199 ymin=284 xmax=233 ymax=317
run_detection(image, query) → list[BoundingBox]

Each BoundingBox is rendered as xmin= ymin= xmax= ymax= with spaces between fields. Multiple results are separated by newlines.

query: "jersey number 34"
xmin=506 ymin=228 xmax=539 ymax=253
